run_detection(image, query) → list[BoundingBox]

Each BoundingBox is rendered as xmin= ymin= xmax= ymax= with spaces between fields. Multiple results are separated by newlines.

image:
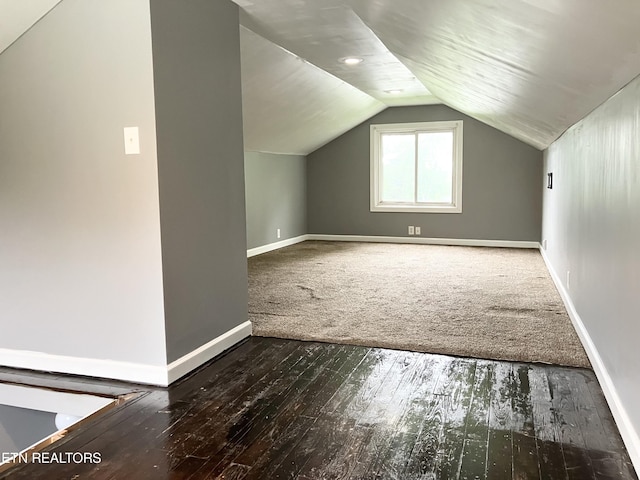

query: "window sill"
xmin=370 ymin=204 xmax=462 ymax=214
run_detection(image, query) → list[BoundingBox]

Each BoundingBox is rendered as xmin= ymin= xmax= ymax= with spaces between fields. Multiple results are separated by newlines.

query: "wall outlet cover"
xmin=123 ymin=127 xmax=140 ymax=155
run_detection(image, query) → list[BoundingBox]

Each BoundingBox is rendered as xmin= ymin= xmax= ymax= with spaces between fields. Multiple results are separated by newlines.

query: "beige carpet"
xmin=248 ymin=241 xmax=590 ymax=368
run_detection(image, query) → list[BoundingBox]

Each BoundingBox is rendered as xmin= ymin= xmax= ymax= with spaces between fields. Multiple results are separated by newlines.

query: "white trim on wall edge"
xmin=307 ymin=234 xmax=539 ymax=249
xmin=0 ymin=321 xmax=253 ymax=387
xmin=539 ymin=247 xmax=640 ymax=473
xmin=0 ymin=348 xmax=168 ymax=386
xmin=166 ymin=320 xmax=252 ymax=384
xmin=247 ymin=235 xmax=310 ymax=257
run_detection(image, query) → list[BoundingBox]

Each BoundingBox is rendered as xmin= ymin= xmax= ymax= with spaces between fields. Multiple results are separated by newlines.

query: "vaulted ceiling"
xmin=3 ymin=1 xmax=640 ymax=156
xmin=236 ymin=0 xmax=640 ymax=154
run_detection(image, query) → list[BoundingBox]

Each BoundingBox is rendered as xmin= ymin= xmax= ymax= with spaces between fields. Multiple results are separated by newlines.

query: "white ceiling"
xmin=3 ymin=1 xmax=640 ymax=155
xmin=240 ymin=26 xmax=386 ymax=154
xmin=236 ymin=0 xmax=640 ymax=153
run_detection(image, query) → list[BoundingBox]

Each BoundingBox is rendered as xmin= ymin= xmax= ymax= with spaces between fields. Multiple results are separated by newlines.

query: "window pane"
xmin=381 ymin=133 xmax=415 ymax=203
xmin=417 ymin=131 xmax=453 ymax=203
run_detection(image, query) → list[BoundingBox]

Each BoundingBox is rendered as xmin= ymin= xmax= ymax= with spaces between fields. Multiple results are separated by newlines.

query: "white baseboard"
xmin=539 ymin=247 xmax=640 ymax=472
xmin=166 ymin=320 xmax=252 ymax=384
xmin=0 ymin=321 xmax=253 ymax=387
xmin=246 ymin=235 xmax=538 ymax=257
xmin=0 ymin=348 xmax=168 ymax=386
xmin=307 ymin=234 xmax=539 ymax=249
xmin=247 ymin=235 xmax=310 ymax=257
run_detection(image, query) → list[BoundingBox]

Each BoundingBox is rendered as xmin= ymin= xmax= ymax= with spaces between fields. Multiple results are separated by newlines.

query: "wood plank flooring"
xmin=0 ymin=337 xmax=636 ymax=480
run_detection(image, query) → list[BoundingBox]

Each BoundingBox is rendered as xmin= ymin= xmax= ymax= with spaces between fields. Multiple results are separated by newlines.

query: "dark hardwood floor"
xmin=0 ymin=337 xmax=636 ymax=479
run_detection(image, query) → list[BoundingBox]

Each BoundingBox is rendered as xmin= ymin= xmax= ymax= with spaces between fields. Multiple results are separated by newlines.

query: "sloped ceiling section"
xmin=236 ymin=0 xmax=439 ymax=155
xmin=238 ymin=3 xmax=437 ymax=107
xmin=348 ymin=0 xmax=640 ymax=149
xmin=240 ymin=26 xmax=386 ymax=155
xmin=0 ymin=0 xmax=62 ymax=54
xmin=236 ymin=0 xmax=640 ymax=153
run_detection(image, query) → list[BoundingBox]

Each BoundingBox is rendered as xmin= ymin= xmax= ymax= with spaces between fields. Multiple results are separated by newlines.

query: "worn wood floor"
xmin=0 ymin=337 xmax=636 ymax=480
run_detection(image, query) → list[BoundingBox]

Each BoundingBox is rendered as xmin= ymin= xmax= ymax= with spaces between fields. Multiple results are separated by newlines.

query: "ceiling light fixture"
xmin=341 ymin=57 xmax=363 ymax=65
xmin=385 ymin=89 xmax=404 ymax=94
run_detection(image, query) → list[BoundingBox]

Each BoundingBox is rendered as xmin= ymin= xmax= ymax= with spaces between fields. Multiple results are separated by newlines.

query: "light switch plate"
xmin=123 ymin=127 xmax=140 ymax=155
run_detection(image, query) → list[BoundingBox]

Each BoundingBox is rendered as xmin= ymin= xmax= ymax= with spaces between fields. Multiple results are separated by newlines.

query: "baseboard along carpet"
xmin=248 ymin=241 xmax=590 ymax=368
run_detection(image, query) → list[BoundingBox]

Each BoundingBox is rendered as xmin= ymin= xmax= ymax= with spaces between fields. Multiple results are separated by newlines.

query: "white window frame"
xmin=370 ymin=120 xmax=463 ymax=213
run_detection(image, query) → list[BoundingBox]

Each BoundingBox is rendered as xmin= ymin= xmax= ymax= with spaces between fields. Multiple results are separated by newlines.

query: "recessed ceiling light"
xmin=341 ymin=57 xmax=363 ymax=65
xmin=385 ymin=89 xmax=404 ymax=94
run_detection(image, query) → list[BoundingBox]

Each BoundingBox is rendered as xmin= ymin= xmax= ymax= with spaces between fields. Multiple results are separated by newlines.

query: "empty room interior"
xmin=0 ymin=0 xmax=639 ymax=479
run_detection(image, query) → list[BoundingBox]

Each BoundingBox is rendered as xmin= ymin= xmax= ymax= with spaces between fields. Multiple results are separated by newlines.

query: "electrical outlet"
xmin=415 ymin=227 xmax=421 ymax=236
xmin=408 ymin=226 xmax=415 ymax=235
xmin=566 ymin=271 xmax=571 ymax=289
xmin=277 ymin=228 xmax=281 ymax=239
xmin=543 ymin=239 xmax=548 ymax=250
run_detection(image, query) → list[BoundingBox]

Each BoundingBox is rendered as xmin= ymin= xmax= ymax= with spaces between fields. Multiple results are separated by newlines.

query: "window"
xmin=370 ymin=120 xmax=463 ymax=213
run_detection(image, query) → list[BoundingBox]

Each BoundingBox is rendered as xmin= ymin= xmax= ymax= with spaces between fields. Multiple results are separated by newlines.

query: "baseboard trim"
xmin=307 ymin=234 xmax=539 ymax=249
xmin=539 ymin=247 xmax=640 ymax=472
xmin=247 ymin=235 xmax=310 ymax=258
xmin=0 ymin=321 xmax=253 ymax=387
xmin=0 ymin=348 xmax=168 ymax=386
xmin=166 ymin=320 xmax=252 ymax=384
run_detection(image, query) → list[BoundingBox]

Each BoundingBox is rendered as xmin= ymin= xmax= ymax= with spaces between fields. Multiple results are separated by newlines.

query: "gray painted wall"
xmin=0 ymin=0 xmax=167 ymax=365
xmin=245 ymin=152 xmax=307 ymax=249
xmin=150 ymin=0 xmax=248 ymax=363
xmin=542 ymin=76 xmax=640 ymax=449
xmin=308 ymin=105 xmax=542 ymax=241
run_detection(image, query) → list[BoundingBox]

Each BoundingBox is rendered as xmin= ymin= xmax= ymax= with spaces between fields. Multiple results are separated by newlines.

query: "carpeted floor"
xmin=248 ymin=241 xmax=590 ymax=368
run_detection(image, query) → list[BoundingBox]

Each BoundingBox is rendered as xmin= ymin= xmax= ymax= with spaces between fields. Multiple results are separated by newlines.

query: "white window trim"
xmin=370 ymin=120 xmax=463 ymax=213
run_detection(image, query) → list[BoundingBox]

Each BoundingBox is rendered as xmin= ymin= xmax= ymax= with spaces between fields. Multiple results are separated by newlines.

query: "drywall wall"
xmin=0 ymin=1 xmax=63 ymax=55
xmin=308 ymin=105 xmax=542 ymax=241
xmin=245 ymin=152 xmax=307 ymax=249
xmin=542 ymin=75 xmax=640 ymax=462
xmin=0 ymin=0 xmax=167 ymax=366
xmin=150 ymin=0 xmax=248 ymax=363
